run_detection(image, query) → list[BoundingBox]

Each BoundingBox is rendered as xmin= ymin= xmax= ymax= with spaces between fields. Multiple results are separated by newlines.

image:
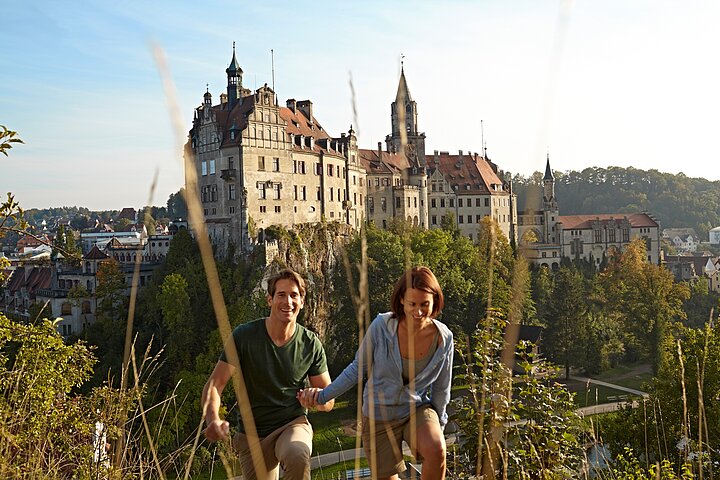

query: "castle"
xmin=186 ymin=46 xmax=516 ymax=256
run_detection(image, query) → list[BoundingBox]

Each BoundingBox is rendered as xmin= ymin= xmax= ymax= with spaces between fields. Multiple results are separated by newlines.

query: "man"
xmin=202 ymin=268 xmax=334 ymax=480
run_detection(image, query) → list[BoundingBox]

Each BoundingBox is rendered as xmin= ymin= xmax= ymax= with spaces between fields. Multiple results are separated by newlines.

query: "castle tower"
xmin=226 ymin=42 xmax=243 ymax=108
xmin=385 ymin=64 xmax=426 ymax=166
xmin=543 ymin=154 xmax=559 ymax=243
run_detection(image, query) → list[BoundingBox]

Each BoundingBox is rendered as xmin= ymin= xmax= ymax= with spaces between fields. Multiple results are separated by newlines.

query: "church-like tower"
xmin=385 ymin=65 xmax=426 ymax=166
xmin=542 ymin=154 xmax=559 ymax=243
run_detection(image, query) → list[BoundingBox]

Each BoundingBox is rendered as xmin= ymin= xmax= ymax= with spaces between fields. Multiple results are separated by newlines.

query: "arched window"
xmin=82 ymin=301 xmax=91 ymax=314
xmin=61 ymin=302 xmax=72 ymax=315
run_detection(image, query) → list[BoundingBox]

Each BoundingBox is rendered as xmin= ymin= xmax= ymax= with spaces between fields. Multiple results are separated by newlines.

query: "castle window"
xmin=431 ymin=199 xmax=436 ymax=208
xmin=381 ymin=197 xmax=387 ymax=212
xmin=228 ymin=157 xmax=235 ymax=169
xmin=273 ymin=184 xmax=281 ymax=200
xmin=294 ymin=185 xmax=298 ymax=200
xmin=484 ymin=198 xmax=489 ymax=207
xmin=275 ymin=206 xmax=281 ymax=213
xmin=458 ymin=199 xmax=463 ymax=208
xmin=229 ymin=184 xmax=236 ymax=200
xmin=467 ymin=215 xmax=472 ymax=223
xmin=201 ymin=161 xmax=207 ymax=176
xmin=302 ymin=186 xmax=307 ymax=200
xmin=609 ymin=228 xmax=616 ymax=242
xmin=258 ymin=156 xmax=266 ymax=170
xmin=368 ymin=197 xmax=374 ymax=212
xmin=258 ymin=183 xmax=267 ymax=200
xmin=317 ymin=187 xmax=321 ymax=201
xmin=272 ymin=157 xmax=280 ymax=172
xmin=209 ymin=160 xmax=216 ymax=175
xmin=594 ymin=229 xmax=602 ymax=243
xmin=431 ymin=215 xmax=437 ymax=225
xmin=476 ymin=198 xmax=481 ymax=207
xmin=459 ymin=216 xmax=464 ymax=224
xmin=440 ymin=199 xmax=445 ymax=208
xmin=328 ymin=164 xmax=334 ymax=176
xmin=260 ymin=206 xmax=266 ymax=213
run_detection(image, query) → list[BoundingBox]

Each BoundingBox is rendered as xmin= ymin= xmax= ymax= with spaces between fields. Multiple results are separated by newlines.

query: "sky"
xmin=2 ymin=0 xmax=719 ymax=211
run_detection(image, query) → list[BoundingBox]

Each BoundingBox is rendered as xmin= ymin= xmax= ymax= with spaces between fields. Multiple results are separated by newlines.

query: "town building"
xmin=662 ymin=228 xmax=699 ymax=253
xmin=518 ymin=157 xmax=662 ymax=269
xmin=709 ymin=226 xmax=720 ymax=246
xmin=187 ymin=47 xmax=516 ymax=252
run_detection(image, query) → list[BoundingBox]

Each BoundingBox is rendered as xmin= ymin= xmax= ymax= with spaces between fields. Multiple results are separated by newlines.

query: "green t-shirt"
xmin=219 ymin=318 xmax=327 ymax=437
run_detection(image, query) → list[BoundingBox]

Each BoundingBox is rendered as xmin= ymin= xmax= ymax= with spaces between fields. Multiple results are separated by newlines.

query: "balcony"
xmin=221 ymin=168 xmax=237 ymax=181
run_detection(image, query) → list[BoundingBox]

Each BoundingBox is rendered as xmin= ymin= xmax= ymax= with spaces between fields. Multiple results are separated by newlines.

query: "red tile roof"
xmin=5 ymin=266 xmax=51 ymax=295
xmin=427 ymin=152 xmax=506 ymax=195
xmin=357 ymin=149 xmax=409 ymax=175
xmin=557 ymin=213 xmax=659 ymax=229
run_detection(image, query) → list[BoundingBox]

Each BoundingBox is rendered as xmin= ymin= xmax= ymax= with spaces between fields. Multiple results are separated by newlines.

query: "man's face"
xmin=267 ymin=278 xmax=304 ymax=324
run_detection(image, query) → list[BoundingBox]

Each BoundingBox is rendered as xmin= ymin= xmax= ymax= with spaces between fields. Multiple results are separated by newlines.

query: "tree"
xmin=53 ymin=224 xmax=81 ymax=267
xmin=603 ymin=321 xmax=720 ymax=473
xmin=451 ymin=313 xmax=584 ymax=479
xmin=167 ymin=188 xmax=188 ymax=220
xmin=542 ymin=266 xmax=591 ymax=378
xmin=157 ymin=273 xmax=192 ymax=370
xmin=599 ymin=239 xmax=690 ymax=368
xmin=0 ymin=125 xmax=23 ymax=156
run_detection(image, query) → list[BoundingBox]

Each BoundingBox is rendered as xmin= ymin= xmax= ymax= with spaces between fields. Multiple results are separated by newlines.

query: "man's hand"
xmin=204 ymin=419 xmax=230 ymax=442
xmin=296 ymin=387 xmax=322 ymax=409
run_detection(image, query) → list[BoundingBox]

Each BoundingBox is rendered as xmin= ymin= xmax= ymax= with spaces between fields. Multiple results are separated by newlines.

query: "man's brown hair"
xmin=266 ymin=268 xmax=306 ymax=298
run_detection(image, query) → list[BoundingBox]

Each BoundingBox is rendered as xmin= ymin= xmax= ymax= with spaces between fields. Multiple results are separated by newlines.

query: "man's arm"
xmin=201 ymin=360 xmax=234 ymax=441
xmin=305 ymin=372 xmax=334 ymax=412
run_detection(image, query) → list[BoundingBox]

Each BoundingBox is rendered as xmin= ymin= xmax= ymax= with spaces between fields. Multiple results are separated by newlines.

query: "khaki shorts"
xmin=232 ymin=415 xmax=313 ymax=480
xmin=361 ymin=405 xmax=439 ymax=477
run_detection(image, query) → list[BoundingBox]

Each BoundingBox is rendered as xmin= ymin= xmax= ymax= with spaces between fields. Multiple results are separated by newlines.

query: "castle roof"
xmin=84 ymin=246 xmax=109 ymax=260
xmin=428 ymin=152 xmax=506 ymax=195
xmin=557 ymin=213 xmax=659 ymax=229
xmin=357 ymin=149 xmax=408 ymax=175
xmin=5 ymin=266 xmax=51 ymax=295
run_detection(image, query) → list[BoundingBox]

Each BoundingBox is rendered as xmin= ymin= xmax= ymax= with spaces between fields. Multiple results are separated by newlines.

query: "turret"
xmin=226 ymin=42 xmax=243 ymax=108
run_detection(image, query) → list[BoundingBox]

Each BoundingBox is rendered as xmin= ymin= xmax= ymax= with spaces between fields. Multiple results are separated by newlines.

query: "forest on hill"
xmin=511 ymin=166 xmax=720 ymax=238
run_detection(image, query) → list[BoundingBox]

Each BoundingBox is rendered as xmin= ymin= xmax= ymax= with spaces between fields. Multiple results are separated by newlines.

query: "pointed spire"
xmin=543 ymin=152 xmax=554 ymax=180
xmin=226 ymin=41 xmax=243 ymax=74
xmin=396 ymin=63 xmax=412 ymax=104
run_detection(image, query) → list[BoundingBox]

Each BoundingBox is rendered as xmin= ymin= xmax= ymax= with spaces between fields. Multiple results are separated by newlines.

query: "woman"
xmin=299 ymin=266 xmax=454 ymax=480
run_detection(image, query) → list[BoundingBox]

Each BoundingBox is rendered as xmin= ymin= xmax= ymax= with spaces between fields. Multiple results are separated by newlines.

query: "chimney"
xmin=458 ymin=150 xmax=463 ymax=156
xmin=297 ymin=100 xmax=313 ymax=124
xmin=286 ymin=98 xmax=296 ymax=113
xmin=378 ymin=142 xmax=382 ymax=157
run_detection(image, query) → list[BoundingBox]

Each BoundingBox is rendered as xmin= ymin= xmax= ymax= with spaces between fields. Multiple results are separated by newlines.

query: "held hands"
xmin=204 ymin=419 xmax=230 ymax=442
xmin=296 ymin=387 xmax=322 ymax=409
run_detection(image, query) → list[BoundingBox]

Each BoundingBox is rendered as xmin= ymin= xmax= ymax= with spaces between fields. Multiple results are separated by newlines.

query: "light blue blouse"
xmin=317 ymin=312 xmax=454 ymax=428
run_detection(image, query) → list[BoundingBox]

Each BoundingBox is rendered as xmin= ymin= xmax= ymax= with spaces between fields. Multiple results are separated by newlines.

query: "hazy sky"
xmin=2 ymin=0 xmax=719 ymax=210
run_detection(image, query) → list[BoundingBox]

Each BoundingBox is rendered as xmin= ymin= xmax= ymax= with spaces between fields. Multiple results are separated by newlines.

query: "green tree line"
xmin=512 ymin=166 xmax=720 ymax=239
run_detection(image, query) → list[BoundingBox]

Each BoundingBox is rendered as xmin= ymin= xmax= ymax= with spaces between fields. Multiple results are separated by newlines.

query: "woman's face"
xmin=400 ymin=288 xmax=434 ymax=322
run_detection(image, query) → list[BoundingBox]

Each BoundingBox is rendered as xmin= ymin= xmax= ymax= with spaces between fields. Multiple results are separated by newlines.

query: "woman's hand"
xmin=296 ymin=387 xmax=322 ymax=408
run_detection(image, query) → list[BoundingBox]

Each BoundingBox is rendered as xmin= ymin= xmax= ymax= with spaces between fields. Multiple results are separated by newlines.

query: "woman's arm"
xmin=316 ymin=318 xmax=378 ymax=404
xmin=430 ymin=335 xmax=454 ymax=428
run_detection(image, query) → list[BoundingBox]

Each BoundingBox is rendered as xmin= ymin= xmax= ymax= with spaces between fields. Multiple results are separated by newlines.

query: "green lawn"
xmin=308 ymin=400 xmax=360 ymax=455
xmin=592 ymin=362 xmax=652 ymax=392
